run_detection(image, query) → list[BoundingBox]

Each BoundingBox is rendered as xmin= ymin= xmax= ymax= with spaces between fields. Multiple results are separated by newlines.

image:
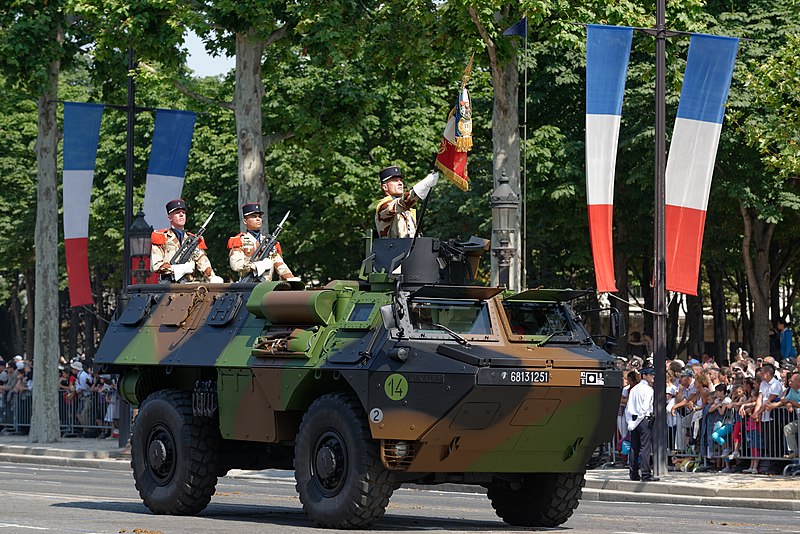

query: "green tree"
xmin=0 ymin=0 xmax=72 ymax=442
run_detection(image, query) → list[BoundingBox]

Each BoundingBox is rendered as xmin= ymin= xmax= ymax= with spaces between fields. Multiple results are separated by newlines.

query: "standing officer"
xmin=626 ymin=367 xmax=659 ymax=481
xmin=228 ymin=203 xmax=297 ymax=281
xmin=374 ymin=165 xmax=439 ymax=238
xmin=151 ymin=199 xmax=222 ymax=283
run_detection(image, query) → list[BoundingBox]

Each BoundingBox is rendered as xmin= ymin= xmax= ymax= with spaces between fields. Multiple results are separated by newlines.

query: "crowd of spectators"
xmin=615 ymin=330 xmax=800 ymax=476
xmin=0 ymin=353 xmax=119 ymax=439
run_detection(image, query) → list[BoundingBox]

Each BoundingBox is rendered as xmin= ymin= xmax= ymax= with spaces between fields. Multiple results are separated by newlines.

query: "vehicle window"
xmin=348 ymin=303 xmax=374 ymax=322
xmin=502 ymin=302 xmax=570 ymax=336
xmin=409 ymin=299 xmax=492 ymax=335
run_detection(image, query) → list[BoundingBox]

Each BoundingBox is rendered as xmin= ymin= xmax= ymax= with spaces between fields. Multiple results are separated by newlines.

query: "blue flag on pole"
xmin=503 ymin=16 xmax=527 ymax=38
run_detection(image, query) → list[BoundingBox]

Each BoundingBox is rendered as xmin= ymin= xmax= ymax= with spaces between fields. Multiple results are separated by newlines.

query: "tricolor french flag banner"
xmin=63 ymin=102 xmax=104 ymax=307
xmin=143 ymin=110 xmax=197 ymax=229
xmin=585 ymin=25 xmax=633 ymax=293
xmin=665 ymin=35 xmax=738 ymax=295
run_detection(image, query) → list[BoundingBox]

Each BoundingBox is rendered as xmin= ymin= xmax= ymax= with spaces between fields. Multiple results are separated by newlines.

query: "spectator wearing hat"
xmin=671 ymin=368 xmax=699 ymax=453
xmin=150 ymin=199 xmax=222 ymax=283
xmin=374 ymin=165 xmax=439 ymax=238
xmin=625 ymin=367 xmax=658 ymax=481
xmin=227 ymin=203 xmax=298 ymax=282
xmin=71 ymin=361 xmax=94 ymax=435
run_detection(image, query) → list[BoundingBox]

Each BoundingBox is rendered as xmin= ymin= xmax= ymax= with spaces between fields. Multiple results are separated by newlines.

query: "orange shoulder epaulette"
xmin=198 ymin=236 xmax=208 ymax=250
xmin=275 ymin=242 xmax=283 ymax=255
xmin=151 ymin=230 xmax=168 ymax=245
xmin=227 ymin=235 xmax=243 ymax=249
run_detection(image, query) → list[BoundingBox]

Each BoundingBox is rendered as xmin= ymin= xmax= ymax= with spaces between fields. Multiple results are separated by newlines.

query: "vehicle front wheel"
xmin=487 ymin=472 xmax=585 ymax=527
xmin=131 ymin=389 xmax=221 ymax=515
xmin=294 ymin=393 xmax=395 ymax=528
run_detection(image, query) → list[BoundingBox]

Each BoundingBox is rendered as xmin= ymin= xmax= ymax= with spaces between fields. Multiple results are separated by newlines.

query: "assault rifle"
xmin=240 ymin=211 xmax=290 ymax=283
xmin=162 ymin=211 xmax=215 ymax=283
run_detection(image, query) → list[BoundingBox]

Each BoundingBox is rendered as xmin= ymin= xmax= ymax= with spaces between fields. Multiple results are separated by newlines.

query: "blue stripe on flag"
xmin=63 ymin=103 xmax=104 ymax=171
xmin=147 ymin=110 xmax=197 ymax=177
xmin=676 ymin=34 xmax=739 ymax=124
xmin=586 ymin=25 xmax=633 ymax=116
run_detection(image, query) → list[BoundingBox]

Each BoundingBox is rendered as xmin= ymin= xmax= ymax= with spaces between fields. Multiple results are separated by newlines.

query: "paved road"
xmin=2 ymin=462 xmax=798 ymax=533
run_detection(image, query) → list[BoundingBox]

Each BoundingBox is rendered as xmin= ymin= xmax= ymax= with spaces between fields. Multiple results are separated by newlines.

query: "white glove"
xmin=208 ymin=275 xmax=224 ymax=284
xmin=171 ymin=262 xmax=195 ymax=282
xmin=412 ymin=172 xmax=440 ymax=200
xmin=627 ymin=419 xmax=636 ymax=432
xmin=253 ymin=258 xmax=273 ymax=277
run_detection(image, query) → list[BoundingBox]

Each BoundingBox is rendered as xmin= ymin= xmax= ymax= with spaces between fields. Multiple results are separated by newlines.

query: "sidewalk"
xmin=1 ymin=435 xmax=798 ymax=510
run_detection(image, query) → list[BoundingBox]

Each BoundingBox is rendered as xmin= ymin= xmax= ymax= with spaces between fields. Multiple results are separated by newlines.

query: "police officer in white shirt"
xmin=625 ymin=367 xmax=659 ymax=481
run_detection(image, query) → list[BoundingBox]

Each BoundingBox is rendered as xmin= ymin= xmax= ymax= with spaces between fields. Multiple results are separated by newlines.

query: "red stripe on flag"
xmin=588 ymin=204 xmax=617 ymax=292
xmin=666 ymin=204 xmax=706 ymax=295
xmin=65 ymin=237 xmax=93 ymax=306
xmin=435 ymin=138 xmax=469 ymax=191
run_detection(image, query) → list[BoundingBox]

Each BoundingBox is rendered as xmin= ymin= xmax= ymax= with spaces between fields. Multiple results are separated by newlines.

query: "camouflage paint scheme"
xmin=95 ymin=272 xmax=621 ymax=476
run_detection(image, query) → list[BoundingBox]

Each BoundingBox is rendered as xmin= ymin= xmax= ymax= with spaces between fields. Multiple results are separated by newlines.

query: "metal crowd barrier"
xmin=593 ymin=405 xmax=800 ymax=476
xmin=0 ymin=390 xmax=123 ymax=438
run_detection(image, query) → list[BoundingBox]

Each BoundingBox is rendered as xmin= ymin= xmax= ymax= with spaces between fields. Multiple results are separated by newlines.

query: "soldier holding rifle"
xmin=228 ymin=203 xmax=298 ymax=282
xmin=150 ymin=199 xmax=222 ymax=283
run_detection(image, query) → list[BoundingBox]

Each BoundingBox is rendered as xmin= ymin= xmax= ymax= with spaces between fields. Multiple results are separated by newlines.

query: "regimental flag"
xmin=143 ymin=110 xmax=197 ymax=230
xmin=435 ymin=58 xmax=474 ymax=192
xmin=63 ymin=102 xmax=105 ymax=307
xmin=585 ymin=25 xmax=633 ymax=293
xmin=503 ymin=16 xmax=527 ymax=38
xmin=666 ymin=35 xmax=738 ymax=295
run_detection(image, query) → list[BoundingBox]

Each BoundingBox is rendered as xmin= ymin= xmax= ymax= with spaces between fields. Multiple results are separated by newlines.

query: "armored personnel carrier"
xmin=94 ymin=235 xmax=622 ymax=528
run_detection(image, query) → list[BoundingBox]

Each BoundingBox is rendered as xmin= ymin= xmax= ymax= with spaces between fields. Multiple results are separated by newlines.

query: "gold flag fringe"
xmin=435 ymin=160 xmax=469 ymax=192
xmin=455 ymin=136 xmax=472 ymax=152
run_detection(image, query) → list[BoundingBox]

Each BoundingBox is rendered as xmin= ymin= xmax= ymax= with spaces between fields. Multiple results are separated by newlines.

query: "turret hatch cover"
xmin=408 ymin=285 xmax=504 ymax=300
xmin=505 ymin=289 xmax=591 ymax=302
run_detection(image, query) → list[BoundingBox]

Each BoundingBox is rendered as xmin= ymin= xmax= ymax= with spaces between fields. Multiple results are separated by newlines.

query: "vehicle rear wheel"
xmin=294 ymin=393 xmax=395 ymax=528
xmin=487 ymin=472 xmax=585 ymax=527
xmin=131 ymin=389 xmax=221 ymax=515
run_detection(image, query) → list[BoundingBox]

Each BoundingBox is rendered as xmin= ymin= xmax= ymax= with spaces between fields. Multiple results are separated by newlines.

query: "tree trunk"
xmin=235 ymin=29 xmax=267 ymax=230
xmin=708 ymin=264 xmax=729 ymax=365
xmin=29 ymin=47 xmax=62 ymax=443
xmin=667 ymin=294 xmax=681 ymax=357
xmin=10 ymin=277 xmax=25 ymax=357
xmin=613 ymin=219 xmax=628 ymax=356
xmin=686 ymin=276 xmax=705 ymax=357
xmin=69 ymin=307 xmax=79 ymax=361
xmin=489 ymin=55 xmax=521 ymax=290
xmin=468 ymin=7 xmax=522 ymax=291
xmin=740 ymin=203 xmax=774 ymax=357
xmin=24 ymin=267 xmax=34 ymax=357
xmin=641 ymin=256 xmax=654 ymax=338
xmin=769 ymin=240 xmax=781 ymax=322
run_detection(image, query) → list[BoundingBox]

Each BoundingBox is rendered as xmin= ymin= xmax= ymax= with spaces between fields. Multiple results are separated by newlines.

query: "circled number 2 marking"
xmin=370 ymin=408 xmax=384 ymax=423
xmin=384 ymin=373 xmax=408 ymax=401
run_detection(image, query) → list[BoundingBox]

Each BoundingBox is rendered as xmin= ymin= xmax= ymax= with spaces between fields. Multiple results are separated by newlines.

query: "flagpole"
xmin=652 ymin=0 xmax=669 ymax=479
xmin=522 ymin=14 xmax=528 ymax=288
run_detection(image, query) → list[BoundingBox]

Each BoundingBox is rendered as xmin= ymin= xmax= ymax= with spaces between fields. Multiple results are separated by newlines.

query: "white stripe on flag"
xmin=586 ymin=114 xmax=622 ymax=205
xmin=665 ymin=118 xmax=722 ymax=211
xmin=143 ymin=174 xmax=187 ymax=230
xmin=62 ymin=170 xmax=95 ymax=240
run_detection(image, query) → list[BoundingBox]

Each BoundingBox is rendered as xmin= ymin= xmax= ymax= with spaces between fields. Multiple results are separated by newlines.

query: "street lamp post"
xmin=490 ymin=169 xmax=519 ymax=288
xmin=129 ymin=209 xmax=152 ymax=285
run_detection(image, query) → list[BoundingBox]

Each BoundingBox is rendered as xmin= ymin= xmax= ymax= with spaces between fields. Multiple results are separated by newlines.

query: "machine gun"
xmin=163 ymin=211 xmax=215 ymax=283
xmin=241 ymin=211 xmax=290 ymax=283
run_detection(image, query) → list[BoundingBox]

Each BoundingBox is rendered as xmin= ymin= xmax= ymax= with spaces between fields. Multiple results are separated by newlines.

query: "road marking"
xmin=0 ymin=523 xmax=49 ymax=530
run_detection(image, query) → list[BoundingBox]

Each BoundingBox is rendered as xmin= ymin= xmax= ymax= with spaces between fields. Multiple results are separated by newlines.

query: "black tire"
xmin=487 ymin=472 xmax=585 ymax=527
xmin=131 ymin=389 xmax=221 ymax=515
xmin=294 ymin=393 xmax=395 ymax=528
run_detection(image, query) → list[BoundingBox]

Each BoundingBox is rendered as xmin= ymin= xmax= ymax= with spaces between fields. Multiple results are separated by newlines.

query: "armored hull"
xmin=95 ymin=237 xmax=621 ymax=528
